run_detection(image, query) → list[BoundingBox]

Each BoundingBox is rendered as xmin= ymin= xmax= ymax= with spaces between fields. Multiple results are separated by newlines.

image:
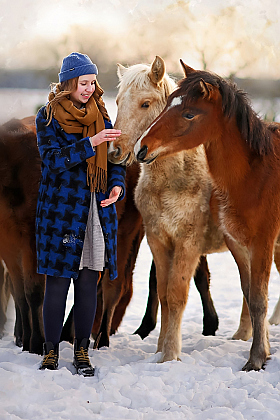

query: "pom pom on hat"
xmin=59 ymin=52 xmax=98 ymax=82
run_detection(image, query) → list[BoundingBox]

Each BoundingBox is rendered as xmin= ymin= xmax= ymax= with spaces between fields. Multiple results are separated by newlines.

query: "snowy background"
xmin=1 ymin=93 xmax=280 ymax=419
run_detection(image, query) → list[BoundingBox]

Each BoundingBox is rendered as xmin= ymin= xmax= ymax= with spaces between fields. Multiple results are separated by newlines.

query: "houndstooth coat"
xmin=35 ymin=106 xmax=126 ymax=280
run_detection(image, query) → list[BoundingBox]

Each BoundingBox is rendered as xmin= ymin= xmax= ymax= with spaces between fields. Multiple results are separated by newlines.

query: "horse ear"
xmin=149 ymin=56 xmax=165 ymax=85
xmin=117 ymin=63 xmax=127 ymax=80
xmin=180 ymin=59 xmax=195 ymax=77
xmin=199 ymin=79 xmax=218 ymax=100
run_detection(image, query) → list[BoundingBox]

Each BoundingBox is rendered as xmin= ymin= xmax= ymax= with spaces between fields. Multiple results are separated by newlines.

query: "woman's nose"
xmin=86 ymin=85 xmax=95 ymax=92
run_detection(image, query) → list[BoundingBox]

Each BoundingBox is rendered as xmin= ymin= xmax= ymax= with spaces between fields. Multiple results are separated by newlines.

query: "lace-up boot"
xmin=73 ymin=338 xmax=95 ymax=377
xmin=39 ymin=342 xmax=59 ymax=370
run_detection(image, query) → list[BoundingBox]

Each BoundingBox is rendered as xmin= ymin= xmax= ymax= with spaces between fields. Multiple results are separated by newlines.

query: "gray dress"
xmin=79 ymin=192 xmax=105 ymax=271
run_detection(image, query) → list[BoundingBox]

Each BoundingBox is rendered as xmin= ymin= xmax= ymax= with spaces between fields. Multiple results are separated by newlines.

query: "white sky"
xmin=0 ymin=0 xmax=280 ymax=77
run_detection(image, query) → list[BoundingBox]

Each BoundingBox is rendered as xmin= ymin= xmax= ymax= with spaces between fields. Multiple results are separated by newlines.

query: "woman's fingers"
xmin=90 ymin=129 xmax=121 ymax=147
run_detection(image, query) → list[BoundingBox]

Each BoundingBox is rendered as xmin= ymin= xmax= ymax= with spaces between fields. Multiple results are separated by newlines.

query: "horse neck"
xmin=204 ymin=120 xmax=251 ymax=192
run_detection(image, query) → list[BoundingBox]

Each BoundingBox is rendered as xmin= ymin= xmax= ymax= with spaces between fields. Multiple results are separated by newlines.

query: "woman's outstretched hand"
xmin=100 ymin=186 xmax=122 ymax=207
xmin=90 ymin=129 xmax=121 ymax=147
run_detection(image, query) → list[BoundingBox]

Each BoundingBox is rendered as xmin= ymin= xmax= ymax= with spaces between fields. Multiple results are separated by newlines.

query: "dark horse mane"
xmin=176 ymin=71 xmax=278 ymax=156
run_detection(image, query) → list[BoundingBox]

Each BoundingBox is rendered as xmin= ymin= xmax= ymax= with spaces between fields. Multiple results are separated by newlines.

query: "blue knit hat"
xmin=58 ymin=52 xmax=98 ymax=83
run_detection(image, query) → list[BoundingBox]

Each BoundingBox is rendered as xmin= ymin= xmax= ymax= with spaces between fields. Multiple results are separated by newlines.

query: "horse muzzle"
xmin=136 ymin=145 xmax=158 ymax=164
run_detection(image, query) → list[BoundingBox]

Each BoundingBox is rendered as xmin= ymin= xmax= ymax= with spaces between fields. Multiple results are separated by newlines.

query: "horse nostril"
xmin=137 ymin=145 xmax=148 ymax=162
xmin=114 ymin=146 xmax=121 ymax=158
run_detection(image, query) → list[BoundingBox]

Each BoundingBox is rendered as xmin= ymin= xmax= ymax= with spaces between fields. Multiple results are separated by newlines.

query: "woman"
xmin=36 ymin=52 xmax=126 ymax=376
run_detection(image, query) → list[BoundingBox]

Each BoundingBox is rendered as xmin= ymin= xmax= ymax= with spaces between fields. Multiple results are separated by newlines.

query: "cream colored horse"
xmin=108 ymin=56 xmax=280 ymax=362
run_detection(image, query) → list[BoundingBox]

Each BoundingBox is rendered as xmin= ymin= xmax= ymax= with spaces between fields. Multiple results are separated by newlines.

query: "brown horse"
xmin=136 ymin=60 xmax=280 ymax=371
xmin=0 ymin=117 xmax=45 ymax=353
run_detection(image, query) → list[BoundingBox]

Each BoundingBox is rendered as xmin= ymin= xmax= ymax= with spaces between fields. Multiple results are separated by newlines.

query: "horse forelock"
xmin=175 ymin=71 xmax=274 ymax=156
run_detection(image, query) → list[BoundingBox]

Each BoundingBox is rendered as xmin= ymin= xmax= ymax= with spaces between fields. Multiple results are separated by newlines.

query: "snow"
xmin=1 ymin=237 xmax=280 ymax=420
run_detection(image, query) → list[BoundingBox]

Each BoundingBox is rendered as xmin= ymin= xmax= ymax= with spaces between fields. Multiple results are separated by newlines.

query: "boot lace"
xmin=41 ymin=350 xmax=57 ymax=368
xmin=75 ymin=347 xmax=90 ymax=366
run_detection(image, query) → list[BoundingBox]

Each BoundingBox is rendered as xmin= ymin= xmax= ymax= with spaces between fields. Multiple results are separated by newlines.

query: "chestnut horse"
xmin=136 ymin=60 xmax=280 ymax=371
xmin=0 ymin=117 xmax=45 ymax=353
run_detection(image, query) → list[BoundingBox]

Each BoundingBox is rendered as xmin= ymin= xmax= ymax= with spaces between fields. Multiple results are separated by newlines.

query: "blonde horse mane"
xmin=117 ymin=63 xmax=177 ymax=100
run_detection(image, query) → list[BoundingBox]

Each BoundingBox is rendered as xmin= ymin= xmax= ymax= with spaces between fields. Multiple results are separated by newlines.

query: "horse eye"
xmin=183 ymin=113 xmax=194 ymax=119
xmin=141 ymin=102 xmax=150 ymax=108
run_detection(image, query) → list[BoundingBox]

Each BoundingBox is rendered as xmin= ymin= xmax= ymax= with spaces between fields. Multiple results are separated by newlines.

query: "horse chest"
xmin=135 ymin=170 xmax=210 ymax=240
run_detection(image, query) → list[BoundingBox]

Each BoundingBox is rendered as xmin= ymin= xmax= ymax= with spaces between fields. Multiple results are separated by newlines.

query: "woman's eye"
xmin=183 ymin=113 xmax=194 ymax=119
xmin=141 ymin=102 xmax=150 ymax=108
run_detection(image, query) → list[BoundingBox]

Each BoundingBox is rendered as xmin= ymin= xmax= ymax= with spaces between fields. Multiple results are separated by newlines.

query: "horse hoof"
xmin=15 ymin=337 xmax=23 ymax=348
xmin=232 ymin=329 xmax=252 ymax=341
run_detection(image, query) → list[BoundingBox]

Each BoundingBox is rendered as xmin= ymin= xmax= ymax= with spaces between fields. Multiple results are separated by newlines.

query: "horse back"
xmin=0 ymin=117 xmax=41 ymax=240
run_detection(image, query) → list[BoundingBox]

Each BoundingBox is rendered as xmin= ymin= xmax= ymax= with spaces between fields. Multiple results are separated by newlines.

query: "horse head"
xmin=108 ymin=56 xmax=176 ymax=165
xmin=135 ymin=60 xmax=223 ymax=164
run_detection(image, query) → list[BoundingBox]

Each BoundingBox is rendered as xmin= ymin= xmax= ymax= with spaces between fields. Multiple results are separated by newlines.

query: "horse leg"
xmin=269 ymin=246 xmax=280 ymax=325
xmin=194 ymin=255 xmax=219 ymax=336
xmin=21 ymin=245 xmax=45 ymax=354
xmin=11 ymin=273 xmax=31 ymax=352
xmin=93 ymin=270 xmax=125 ymax=349
xmin=7 ymin=277 xmax=23 ymax=346
xmin=242 ymin=242 xmax=272 ymax=371
xmin=224 ymin=236 xmax=253 ymax=341
xmin=232 ymin=296 xmax=252 ymax=341
xmin=0 ymin=260 xmax=10 ymax=338
xmin=146 ymin=235 xmax=171 ymax=354
xmin=14 ymin=302 xmax=23 ymax=347
xmin=160 ymin=246 xmax=200 ymax=362
xmin=133 ymin=260 xmax=159 ymax=339
xmin=110 ymin=281 xmax=133 ymax=334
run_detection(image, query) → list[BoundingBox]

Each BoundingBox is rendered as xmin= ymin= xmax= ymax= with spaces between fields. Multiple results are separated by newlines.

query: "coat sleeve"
xmin=107 ymin=161 xmax=126 ymax=201
xmin=104 ymin=118 xmax=126 ymax=200
xmin=36 ymin=106 xmax=95 ymax=174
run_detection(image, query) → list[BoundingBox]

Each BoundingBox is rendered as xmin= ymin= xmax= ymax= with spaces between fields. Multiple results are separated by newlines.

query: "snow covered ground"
xmin=1 ymin=239 xmax=280 ymax=420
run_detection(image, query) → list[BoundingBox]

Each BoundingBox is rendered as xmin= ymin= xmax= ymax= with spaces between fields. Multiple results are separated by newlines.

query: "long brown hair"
xmin=46 ymin=77 xmax=110 ymax=124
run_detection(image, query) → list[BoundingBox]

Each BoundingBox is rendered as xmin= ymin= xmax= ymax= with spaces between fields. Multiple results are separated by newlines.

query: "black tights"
xmin=43 ymin=268 xmax=98 ymax=345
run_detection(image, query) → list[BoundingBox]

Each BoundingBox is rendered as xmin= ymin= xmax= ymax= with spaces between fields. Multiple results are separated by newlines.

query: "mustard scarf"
xmin=48 ymin=89 xmax=107 ymax=193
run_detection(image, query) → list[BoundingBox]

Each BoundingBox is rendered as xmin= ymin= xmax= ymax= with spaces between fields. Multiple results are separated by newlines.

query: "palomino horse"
xmin=108 ymin=56 xmax=235 ymax=363
xmin=136 ymin=60 xmax=280 ymax=371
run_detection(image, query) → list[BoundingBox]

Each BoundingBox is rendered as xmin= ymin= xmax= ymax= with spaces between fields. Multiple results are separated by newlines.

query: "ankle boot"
xmin=39 ymin=341 xmax=59 ymax=370
xmin=73 ymin=338 xmax=95 ymax=377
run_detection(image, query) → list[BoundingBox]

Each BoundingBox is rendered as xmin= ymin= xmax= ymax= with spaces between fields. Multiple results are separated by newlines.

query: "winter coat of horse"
xmin=35 ymin=107 xmax=126 ymax=280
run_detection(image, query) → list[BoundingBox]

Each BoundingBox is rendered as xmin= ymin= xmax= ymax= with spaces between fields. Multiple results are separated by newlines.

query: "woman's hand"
xmin=100 ymin=186 xmax=122 ymax=207
xmin=90 ymin=129 xmax=121 ymax=147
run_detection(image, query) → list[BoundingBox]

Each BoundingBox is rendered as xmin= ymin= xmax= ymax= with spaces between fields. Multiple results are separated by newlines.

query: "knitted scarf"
xmin=48 ymin=87 xmax=107 ymax=193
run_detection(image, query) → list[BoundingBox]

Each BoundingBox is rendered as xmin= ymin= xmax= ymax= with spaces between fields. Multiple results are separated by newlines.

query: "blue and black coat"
xmin=35 ymin=106 xmax=126 ymax=280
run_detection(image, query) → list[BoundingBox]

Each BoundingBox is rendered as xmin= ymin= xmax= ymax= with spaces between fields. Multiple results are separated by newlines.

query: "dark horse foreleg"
xmin=21 ymin=245 xmax=45 ymax=355
xmin=194 ymin=255 xmax=219 ymax=336
xmin=133 ymin=260 xmax=159 ymax=339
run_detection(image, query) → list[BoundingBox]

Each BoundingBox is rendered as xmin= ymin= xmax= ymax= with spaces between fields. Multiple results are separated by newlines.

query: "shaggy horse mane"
xmin=118 ymin=63 xmax=176 ymax=101
xmin=176 ymin=71 xmax=277 ymax=156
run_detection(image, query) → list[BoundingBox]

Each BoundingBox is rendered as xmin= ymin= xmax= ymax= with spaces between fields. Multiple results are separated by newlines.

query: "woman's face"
xmin=69 ymin=74 xmax=97 ymax=108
